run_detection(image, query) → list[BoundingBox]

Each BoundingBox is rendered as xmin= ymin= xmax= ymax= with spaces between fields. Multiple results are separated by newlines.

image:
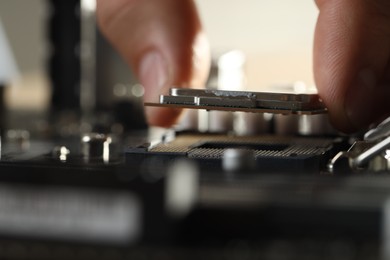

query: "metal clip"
xmin=351 ymin=136 xmax=390 ymax=169
xmin=329 ymin=116 xmax=390 ymax=173
xmin=364 ymin=117 xmax=390 ymax=142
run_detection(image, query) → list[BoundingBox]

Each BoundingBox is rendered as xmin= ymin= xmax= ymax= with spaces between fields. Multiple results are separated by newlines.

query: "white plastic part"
xmin=166 ymin=160 xmax=199 ymax=217
xmin=0 ymin=18 xmax=18 ymax=85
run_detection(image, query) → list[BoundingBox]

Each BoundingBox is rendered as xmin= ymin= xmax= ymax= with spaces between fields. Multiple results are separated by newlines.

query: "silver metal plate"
xmin=145 ymin=88 xmax=327 ymax=115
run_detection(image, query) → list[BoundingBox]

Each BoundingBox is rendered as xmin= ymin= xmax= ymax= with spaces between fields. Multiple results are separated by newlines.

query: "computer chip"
xmin=145 ymin=88 xmax=327 ymax=115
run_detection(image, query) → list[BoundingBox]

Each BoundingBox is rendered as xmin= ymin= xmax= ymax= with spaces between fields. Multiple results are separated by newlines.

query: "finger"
xmin=314 ymin=0 xmax=390 ymax=132
xmin=96 ymin=0 xmax=210 ymax=127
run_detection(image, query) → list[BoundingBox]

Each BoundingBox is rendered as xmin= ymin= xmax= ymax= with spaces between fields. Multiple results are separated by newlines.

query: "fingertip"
xmin=138 ymin=49 xmax=171 ymax=103
xmin=313 ymin=0 xmax=390 ymax=133
xmin=189 ymin=32 xmax=211 ymax=88
xmin=136 ymin=14 xmax=210 ymax=127
xmin=97 ymin=0 xmax=210 ymax=127
xmin=144 ymin=106 xmax=182 ymax=127
xmin=326 ymin=106 xmax=357 ymax=134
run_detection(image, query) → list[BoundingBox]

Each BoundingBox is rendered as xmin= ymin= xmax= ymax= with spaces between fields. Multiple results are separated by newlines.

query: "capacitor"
xmin=81 ymin=133 xmax=111 ymax=163
xmin=52 ymin=146 xmax=70 ymax=162
xmin=222 ymin=148 xmax=256 ymax=172
xmin=233 ymin=112 xmax=271 ymax=136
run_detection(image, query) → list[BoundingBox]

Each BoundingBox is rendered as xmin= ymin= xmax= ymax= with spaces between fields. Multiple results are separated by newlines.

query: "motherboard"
xmin=0 ymin=92 xmax=387 ymax=259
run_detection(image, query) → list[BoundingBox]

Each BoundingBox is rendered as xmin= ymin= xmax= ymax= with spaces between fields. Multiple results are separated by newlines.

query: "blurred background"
xmin=0 ymin=0 xmax=318 ymax=113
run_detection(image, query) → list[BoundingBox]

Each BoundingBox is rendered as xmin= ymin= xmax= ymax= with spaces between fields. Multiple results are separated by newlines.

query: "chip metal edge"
xmin=145 ymin=88 xmax=328 ymax=115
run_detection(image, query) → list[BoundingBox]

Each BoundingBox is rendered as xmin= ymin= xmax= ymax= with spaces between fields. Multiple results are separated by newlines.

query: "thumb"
xmin=314 ymin=0 xmax=390 ymax=132
xmin=96 ymin=0 xmax=210 ymax=127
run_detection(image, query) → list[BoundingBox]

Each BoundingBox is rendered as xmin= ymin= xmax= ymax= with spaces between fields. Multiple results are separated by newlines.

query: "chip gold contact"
xmin=145 ymin=88 xmax=328 ymax=115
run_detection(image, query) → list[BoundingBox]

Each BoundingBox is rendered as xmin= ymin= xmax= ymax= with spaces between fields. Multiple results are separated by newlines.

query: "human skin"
xmin=97 ymin=0 xmax=390 ymax=133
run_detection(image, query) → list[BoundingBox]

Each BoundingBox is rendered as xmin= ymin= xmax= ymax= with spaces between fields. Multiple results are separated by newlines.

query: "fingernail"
xmin=345 ymin=69 xmax=377 ymax=128
xmin=139 ymin=50 xmax=169 ymax=102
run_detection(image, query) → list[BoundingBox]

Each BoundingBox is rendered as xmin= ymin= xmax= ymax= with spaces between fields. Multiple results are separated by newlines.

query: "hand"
xmin=98 ymin=0 xmax=390 ymax=132
xmin=96 ymin=0 xmax=210 ymax=127
xmin=314 ymin=0 xmax=390 ymax=132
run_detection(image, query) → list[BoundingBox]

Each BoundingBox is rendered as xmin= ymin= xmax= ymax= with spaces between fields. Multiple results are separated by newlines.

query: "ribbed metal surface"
xmin=147 ymin=134 xmax=332 ymax=159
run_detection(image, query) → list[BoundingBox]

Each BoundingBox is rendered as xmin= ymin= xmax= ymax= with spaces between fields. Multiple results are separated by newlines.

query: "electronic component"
xmin=126 ymin=133 xmax=335 ymax=173
xmin=145 ymin=88 xmax=328 ymax=115
xmin=0 ymin=123 xmax=386 ymax=259
xmin=329 ymin=116 xmax=390 ymax=173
